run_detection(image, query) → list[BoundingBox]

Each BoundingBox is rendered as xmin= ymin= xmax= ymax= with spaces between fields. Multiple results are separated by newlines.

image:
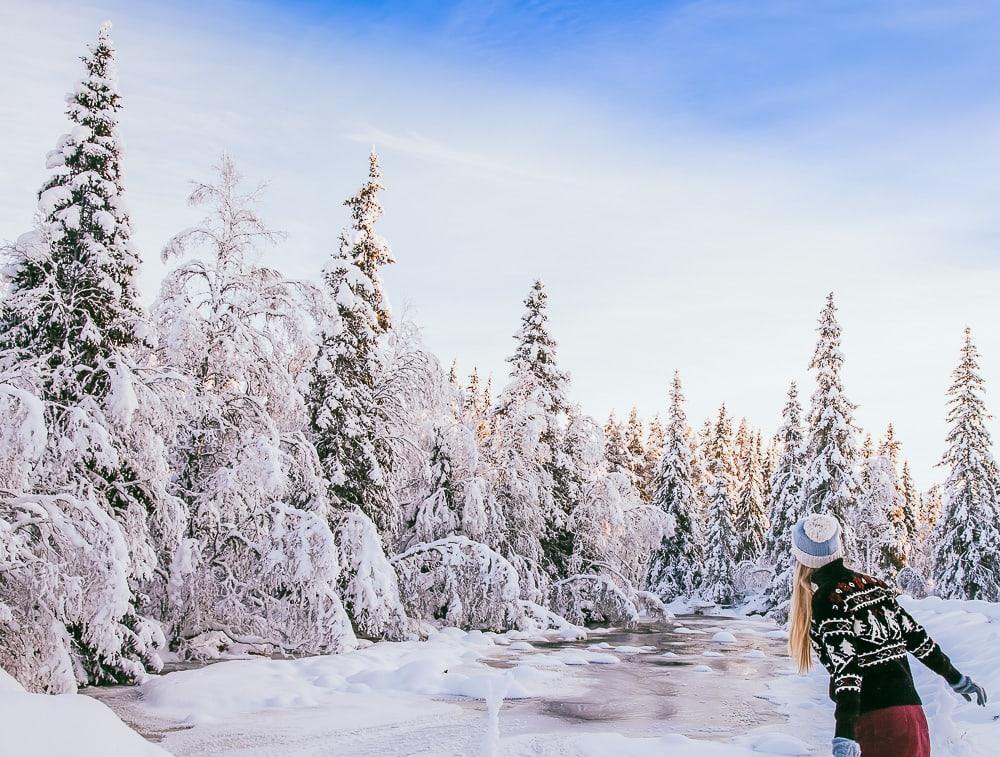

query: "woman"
xmin=787 ymin=513 xmax=987 ymax=757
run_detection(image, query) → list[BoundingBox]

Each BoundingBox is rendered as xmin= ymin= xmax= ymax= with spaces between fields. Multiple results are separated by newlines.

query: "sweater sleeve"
xmin=811 ymin=597 xmax=862 ymax=740
xmin=897 ymin=603 xmax=963 ymax=685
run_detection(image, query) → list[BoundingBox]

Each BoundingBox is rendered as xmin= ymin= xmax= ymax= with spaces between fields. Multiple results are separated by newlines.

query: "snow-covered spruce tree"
xmin=306 ymin=150 xmax=401 ymax=546
xmin=933 ymin=328 xmax=1000 ymax=600
xmin=856 ymin=455 xmax=908 ymax=578
xmin=643 ymin=414 xmax=665 ymax=494
xmin=0 ymin=23 xmax=184 ymax=691
xmin=624 ymin=406 xmax=648 ymax=498
xmin=463 ymin=367 xmax=491 ymax=442
xmin=734 ymin=427 xmax=768 ymax=563
xmin=154 ymin=156 xmax=356 ymax=656
xmin=503 ymin=279 xmax=580 ymax=578
xmin=879 ymin=423 xmax=902 ymax=476
xmin=911 ymin=485 xmax=942 ymax=576
xmin=701 ymin=404 xmax=738 ymax=605
xmin=801 ymin=293 xmax=861 ymax=548
xmin=410 ymin=425 xmax=461 ymax=545
xmin=899 ymin=460 xmax=920 ymax=547
xmin=760 ymin=382 xmax=807 ymax=620
xmin=646 ymin=371 xmax=704 ymax=600
xmin=484 ymin=376 xmax=550 ymax=602
xmin=604 ymin=412 xmax=630 ymax=475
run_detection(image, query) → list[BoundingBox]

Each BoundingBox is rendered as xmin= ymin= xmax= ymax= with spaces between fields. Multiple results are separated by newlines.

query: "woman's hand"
xmin=952 ymin=675 xmax=988 ymax=706
xmin=831 ymin=737 xmax=861 ymax=757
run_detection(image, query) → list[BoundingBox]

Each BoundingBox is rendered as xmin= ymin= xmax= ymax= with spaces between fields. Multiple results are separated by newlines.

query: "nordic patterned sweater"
xmin=809 ymin=559 xmax=963 ymax=740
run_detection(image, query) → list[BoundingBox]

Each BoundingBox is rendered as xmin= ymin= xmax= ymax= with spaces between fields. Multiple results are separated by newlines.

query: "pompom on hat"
xmin=791 ymin=513 xmax=844 ymax=568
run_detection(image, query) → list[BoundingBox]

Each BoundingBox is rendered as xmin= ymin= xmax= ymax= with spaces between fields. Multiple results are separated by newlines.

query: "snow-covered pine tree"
xmin=701 ymin=404 xmax=738 ymax=605
xmin=624 ymin=407 xmax=648 ymax=497
xmin=604 ymin=413 xmax=630 ymax=475
xmin=801 ymin=293 xmax=861 ymax=548
xmin=734 ymin=426 xmax=768 ymax=563
xmin=933 ymin=328 xmax=1000 ymax=600
xmin=646 ymin=371 xmax=704 ymax=599
xmin=879 ymin=423 xmax=902 ymax=476
xmin=0 ymin=23 xmax=183 ymax=692
xmin=856 ymin=455 xmax=908 ymax=578
xmin=155 ymin=156 xmax=355 ymax=656
xmin=899 ymin=460 xmax=920 ymax=547
xmin=464 ymin=367 xmax=491 ymax=441
xmin=761 ymin=382 xmax=807 ymax=620
xmin=761 ymin=435 xmax=779 ymax=512
xmin=306 ymin=150 xmax=400 ymax=545
xmin=504 ymin=279 xmax=580 ymax=577
xmin=643 ymin=414 xmax=665 ymax=493
xmin=411 ymin=425 xmax=461 ymax=544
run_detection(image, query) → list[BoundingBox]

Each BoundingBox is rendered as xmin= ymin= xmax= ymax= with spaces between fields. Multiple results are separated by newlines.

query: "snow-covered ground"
xmin=4 ymin=598 xmax=997 ymax=756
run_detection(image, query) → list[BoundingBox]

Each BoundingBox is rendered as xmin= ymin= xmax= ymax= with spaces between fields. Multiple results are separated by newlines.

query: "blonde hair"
xmin=788 ymin=562 xmax=816 ymax=673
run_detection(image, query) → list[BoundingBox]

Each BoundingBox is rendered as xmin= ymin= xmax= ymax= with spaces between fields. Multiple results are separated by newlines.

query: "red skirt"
xmin=855 ymin=704 xmax=931 ymax=757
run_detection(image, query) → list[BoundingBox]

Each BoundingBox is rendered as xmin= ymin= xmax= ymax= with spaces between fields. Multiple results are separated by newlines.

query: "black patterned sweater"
xmin=809 ymin=559 xmax=963 ymax=740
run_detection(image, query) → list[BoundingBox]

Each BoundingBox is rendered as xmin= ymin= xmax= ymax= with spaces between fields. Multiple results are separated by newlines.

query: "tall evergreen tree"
xmin=624 ymin=406 xmax=648 ymax=497
xmin=0 ymin=23 xmax=183 ymax=691
xmin=761 ymin=382 xmax=807 ymax=619
xmin=644 ymin=414 xmax=666 ymax=487
xmin=734 ymin=428 xmax=768 ymax=563
xmin=411 ymin=426 xmax=461 ymax=544
xmin=933 ymin=328 xmax=1000 ymax=600
xmin=856 ymin=455 xmax=908 ymax=578
xmin=646 ymin=372 xmax=703 ymax=599
xmin=899 ymin=460 xmax=920 ymax=547
xmin=701 ymin=404 xmax=738 ymax=605
xmin=504 ymin=279 xmax=579 ymax=577
xmin=307 ymin=150 xmax=400 ymax=544
xmin=604 ymin=412 xmax=630 ymax=475
xmin=801 ymin=293 xmax=861 ymax=548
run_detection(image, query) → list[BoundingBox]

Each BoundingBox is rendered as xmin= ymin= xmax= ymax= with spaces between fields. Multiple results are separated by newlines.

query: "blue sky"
xmin=3 ymin=0 xmax=1000 ymax=486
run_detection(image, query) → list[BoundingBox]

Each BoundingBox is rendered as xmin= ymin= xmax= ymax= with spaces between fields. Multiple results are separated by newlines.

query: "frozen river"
xmin=87 ymin=613 xmax=829 ymax=756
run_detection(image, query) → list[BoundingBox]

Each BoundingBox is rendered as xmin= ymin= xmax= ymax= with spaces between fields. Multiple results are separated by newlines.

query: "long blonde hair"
xmin=788 ymin=562 xmax=816 ymax=673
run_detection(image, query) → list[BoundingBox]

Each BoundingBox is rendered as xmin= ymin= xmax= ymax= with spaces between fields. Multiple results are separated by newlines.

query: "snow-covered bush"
xmin=332 ymin=511 xmax=410 ymax=641
xmin=392 ymin=536 xmax=523 ymax=631
xmin=549 ymin=574 xmax=639 ymax=627
xmin=897 ymin=566 xmax=929 ymax=599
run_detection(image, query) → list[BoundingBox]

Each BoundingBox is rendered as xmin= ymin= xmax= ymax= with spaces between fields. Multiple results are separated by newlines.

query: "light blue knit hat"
xmin=791 ymin=513 xmax=843 ymax=568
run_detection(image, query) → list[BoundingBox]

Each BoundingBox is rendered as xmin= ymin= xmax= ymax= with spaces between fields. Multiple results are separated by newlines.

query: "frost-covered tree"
xmin=624 ymin=406 xmax=647 ymax=496
xmin=154 ymin=156 xmax=354 ymax=657
xmin=0 ymin=24 xmax=182 ymax=691
xmin=464 ymin=367 xmax=491 ymax=442
xmin=899 ymin=460 xmax=920 ymax=547
xmin=734 ymin=428 xmax=768 ymax=563
xmin=410 ymin=426 xmax=461 ymax=545
xmin=933 ymin=328 xmax=1000 ymax=600
xmin=604 ymin=412 xmax=629 ymax=475
xmin=879 ymin=423 xmax=902 ymax=475
xmin=643 ymin=414 xmax=665 ymax=493
xmin=503 ymin=279 xmax=580 ymax=578
xmin=801 ymin=293 xmax=861 ymax=547
xmin=646 ymin=371 xmax=703 ymax=599
xmin=761 ymin=382 xmax=807 ymax=619
xmin=484 ymin=375 xmax=550 ymax=602
xmin=306 ymin=150 xmax=400 ymax=545
xmin=701 ymin=405 xmax=738 ymax=605
xmin=856 ymin=455 xmax=908 ymax=578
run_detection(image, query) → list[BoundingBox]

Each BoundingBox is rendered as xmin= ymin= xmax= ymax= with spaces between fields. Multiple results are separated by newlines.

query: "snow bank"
xmin=899 ymin=595 xmax=1000 ymax=755
xmin=0 ymin=668 xmax=166 ymax=756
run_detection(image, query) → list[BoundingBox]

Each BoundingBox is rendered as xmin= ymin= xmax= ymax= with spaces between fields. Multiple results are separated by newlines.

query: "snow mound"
xmin=712 ymin=631 xmax=738 ymax=643
xmin=741 ymin=650 xmax=767 ymax=659
xmin=0 ymin=672 xmax=167 ymax=756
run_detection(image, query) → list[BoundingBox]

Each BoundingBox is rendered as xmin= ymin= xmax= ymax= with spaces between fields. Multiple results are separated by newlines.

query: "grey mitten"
xmin=952 ymin=674 xmax=988 ymax=706
xmin=831 ymin=737 xmax=861 ymax=757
